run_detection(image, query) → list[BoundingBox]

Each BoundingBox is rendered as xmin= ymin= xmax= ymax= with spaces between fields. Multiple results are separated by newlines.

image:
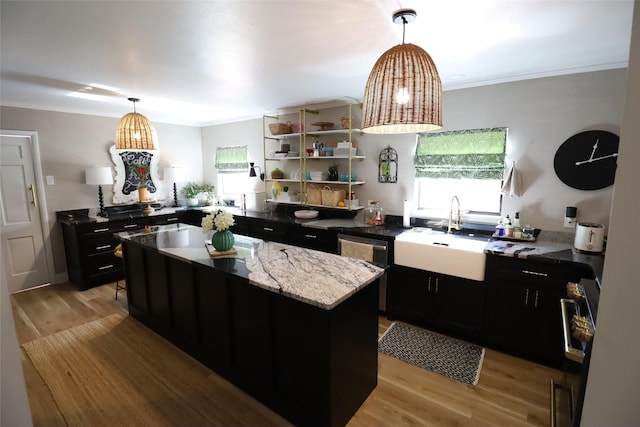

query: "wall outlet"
xmin=46 ymin=175 xmax=55 ymax=185
xmin=564 ymin=217 xmax=576 ymax=228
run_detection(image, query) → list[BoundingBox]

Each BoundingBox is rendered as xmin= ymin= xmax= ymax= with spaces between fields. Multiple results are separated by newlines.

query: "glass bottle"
xmin=365 ymin=201 xmax=384 ymax=225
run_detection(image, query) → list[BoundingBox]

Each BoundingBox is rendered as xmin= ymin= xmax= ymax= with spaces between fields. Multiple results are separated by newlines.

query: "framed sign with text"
xmin=109 ymin=145 xmax=166 ymax=204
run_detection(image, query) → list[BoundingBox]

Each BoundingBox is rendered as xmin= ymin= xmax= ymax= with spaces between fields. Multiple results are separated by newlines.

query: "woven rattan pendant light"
xmin=115 ymin=98 xmax=158 ymax=150
xmin=361 ymin=9 xmax=442 ymax=134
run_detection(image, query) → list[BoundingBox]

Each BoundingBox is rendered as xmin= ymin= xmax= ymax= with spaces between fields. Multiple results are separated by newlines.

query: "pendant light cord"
xmin=402 ymin=16 xmax=407 ymax=44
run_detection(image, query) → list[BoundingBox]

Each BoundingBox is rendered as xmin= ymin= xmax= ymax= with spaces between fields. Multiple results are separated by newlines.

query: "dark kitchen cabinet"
xmin=183 ymin=209 xmax=207 ymax=226
xmin=291 ymin=225 xmax=338 ymax=253
xmin=61 ymin=219 xmax=144 ymax=289
xmin=151 ymin=211 xmax=185 ymax=226
xmin=249 ymin=218 xmax=291 ymax=243
xmin=387 ymin=265 xmax=484 ymax=340
xmin=120 ymin=236 xmax=379 ymax=427
xmin=484 ymin=255 xmax=592 ymax=367
xmin=59 ymin=211 xmax=185 ymax=290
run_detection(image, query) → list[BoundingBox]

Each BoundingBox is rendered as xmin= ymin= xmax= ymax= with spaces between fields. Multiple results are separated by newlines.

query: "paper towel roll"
xmin=403 ymin=200 xmax=411 ymax=227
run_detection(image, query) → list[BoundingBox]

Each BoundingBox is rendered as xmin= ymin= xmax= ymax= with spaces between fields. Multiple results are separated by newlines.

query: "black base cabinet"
xmin=483 ymin=255 xmax=593 ymax=367
xmin=387 ymin=265 xmax=484 ymax=341
xmin=122 ymin=241 xmax=378 ymax=427
xmin=59 ymin=212 xmax=185 ymax=290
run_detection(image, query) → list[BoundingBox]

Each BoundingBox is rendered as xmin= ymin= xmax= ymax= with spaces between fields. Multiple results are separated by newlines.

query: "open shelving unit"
xmin=262 ymin=103 xmax=365 ymax=211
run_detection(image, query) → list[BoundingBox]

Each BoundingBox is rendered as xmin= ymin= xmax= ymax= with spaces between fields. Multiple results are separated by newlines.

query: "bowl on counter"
xmin=294 ymin=210 xmax=319 ymax=219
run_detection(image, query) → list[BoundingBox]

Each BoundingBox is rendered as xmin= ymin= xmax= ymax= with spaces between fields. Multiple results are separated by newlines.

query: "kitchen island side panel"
xmin=120 ymin=240 xmax=379 ymax=427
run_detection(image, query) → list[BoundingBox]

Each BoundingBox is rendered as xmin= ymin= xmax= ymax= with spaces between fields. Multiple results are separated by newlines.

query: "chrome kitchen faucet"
xmin=448 ymin=195 xmax=462 ymax=234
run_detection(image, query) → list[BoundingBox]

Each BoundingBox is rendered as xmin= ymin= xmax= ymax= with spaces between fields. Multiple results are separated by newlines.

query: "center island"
xmin=115 ymin=223 xmax=383 ymax=427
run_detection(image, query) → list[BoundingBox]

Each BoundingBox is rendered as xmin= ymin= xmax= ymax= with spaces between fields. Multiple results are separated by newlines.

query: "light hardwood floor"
xmin=11 ymin=282 xmax=565 ymax=426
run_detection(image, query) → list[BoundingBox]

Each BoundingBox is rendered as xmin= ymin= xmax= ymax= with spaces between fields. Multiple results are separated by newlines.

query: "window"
xmin=414 ymin=127 xmax=507 ymax=220
xmin=215 ymin=146 xmax=249 ymax=196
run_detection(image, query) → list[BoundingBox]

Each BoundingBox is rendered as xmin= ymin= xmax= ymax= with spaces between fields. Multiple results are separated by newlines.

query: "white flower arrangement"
xmin=201 ymin=209 xmax=235 ymax=233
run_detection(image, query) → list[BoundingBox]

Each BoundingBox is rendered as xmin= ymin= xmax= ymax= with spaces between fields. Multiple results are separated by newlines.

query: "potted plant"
xmin=181 ymin=182 xmax=201 ymax=207
xmin=199 ymin=183 xmax=217 ymax=206
xmin=271 ymin=168 xmax=284 ymax=179
xmin=131 ymin=164 xmax=150 ymax=201
xmin=202 ymin=209 xmax=235 ymax=252
xmin=328 ymin=163 xmax=339 ymax=181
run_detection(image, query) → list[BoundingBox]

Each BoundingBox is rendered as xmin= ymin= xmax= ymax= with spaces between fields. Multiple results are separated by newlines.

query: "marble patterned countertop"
xmin=115 ymin=223 xmax=384 ymax=310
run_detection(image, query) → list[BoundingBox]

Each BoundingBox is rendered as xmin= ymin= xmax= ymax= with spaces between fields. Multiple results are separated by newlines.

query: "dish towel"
xmin=340 ymin=239 xmax=374 ymax=263
xmin=501 ymin=161 xmax=523 ymax=197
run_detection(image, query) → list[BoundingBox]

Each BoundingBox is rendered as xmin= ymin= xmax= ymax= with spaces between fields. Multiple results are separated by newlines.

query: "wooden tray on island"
xmin=205 ymin=243 xmax=237 ymax=258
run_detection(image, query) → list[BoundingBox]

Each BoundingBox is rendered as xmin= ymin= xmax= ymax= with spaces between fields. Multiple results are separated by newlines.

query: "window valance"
xmin=415 ymin=127 xmax=507 ymax=179
xmin=215 ymin=146 xmax=249 ymax=174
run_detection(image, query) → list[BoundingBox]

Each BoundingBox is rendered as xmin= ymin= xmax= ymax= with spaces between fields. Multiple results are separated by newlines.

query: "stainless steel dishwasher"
xmin=337 ymin=233 xmax=389 ymax=312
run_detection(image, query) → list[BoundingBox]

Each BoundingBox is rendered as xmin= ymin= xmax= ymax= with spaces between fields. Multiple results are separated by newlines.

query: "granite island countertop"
xmin=115 ymin=223 xmax=384 ymax=310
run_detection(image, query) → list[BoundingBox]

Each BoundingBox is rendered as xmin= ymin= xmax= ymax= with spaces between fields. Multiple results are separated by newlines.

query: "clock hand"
xmin=575 ymin=152 xmax=618 ymax=166
xmin=575 ymin=139 xmax=600 ymax=165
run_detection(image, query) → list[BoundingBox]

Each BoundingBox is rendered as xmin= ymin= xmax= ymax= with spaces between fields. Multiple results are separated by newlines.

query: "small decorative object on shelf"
xmin=271 ymin=168 xmax=284 ymax=179
xmin=328 ymin=163 xmax=339 ymax=181
xmin=269 ymin=122 xmax=292 ymax=135
xmin=202 ymin=209 xmax=235 ymax=252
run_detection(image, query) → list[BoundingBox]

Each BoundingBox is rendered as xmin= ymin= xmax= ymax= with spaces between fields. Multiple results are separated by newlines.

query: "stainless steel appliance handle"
xmin=561 ymin=298 xmax=585 ymax=363
xmin=338 ymin=239 xmax=387 ymax=251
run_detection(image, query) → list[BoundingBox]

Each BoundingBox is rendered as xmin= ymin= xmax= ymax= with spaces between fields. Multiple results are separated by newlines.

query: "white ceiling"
xmin=0 ymin=0 xmax=634 ymax=127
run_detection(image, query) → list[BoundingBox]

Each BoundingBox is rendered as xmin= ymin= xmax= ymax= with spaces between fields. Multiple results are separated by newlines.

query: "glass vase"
xmin=211 ymin=229 xmax=235 ymax=251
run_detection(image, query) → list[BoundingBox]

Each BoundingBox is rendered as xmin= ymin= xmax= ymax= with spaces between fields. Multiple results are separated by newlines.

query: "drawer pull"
xmin=304 ymin=234 xmax=317 ymax=239
xmin=124 ymin=224 xmax=138 ymax=229
xmin=263 ymin=227 xmax=274 ymax=232
xmin=93 ymin=228 xmax=110 ymax=233
xmin=522 ymin=269 xmax=548 ymax=277
xmin=166 ymin=217 xmax=178 ymax=222
xmin=95 ymin=244 xmax=111 ymax=250
xmin=98 ymin=264 xmax=114 ymax=270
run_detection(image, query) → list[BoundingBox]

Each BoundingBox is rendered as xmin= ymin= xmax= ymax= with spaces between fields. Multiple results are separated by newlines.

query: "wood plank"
xmin=10 ymin=282 xmax=566 ymax=427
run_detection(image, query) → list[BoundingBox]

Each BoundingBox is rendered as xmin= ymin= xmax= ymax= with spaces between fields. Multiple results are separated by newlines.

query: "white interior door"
xmin=0 ymin=134 xmax=51 ymax=292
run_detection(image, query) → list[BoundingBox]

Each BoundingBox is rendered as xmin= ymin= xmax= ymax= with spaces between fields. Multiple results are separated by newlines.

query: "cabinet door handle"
xmin=98 ymin=264 xmax=114 ymax=270
xmin=427 ymin=276 xmax=431 ymax=292
xmin=95 ymin=244 xmax=111 ymax=250
xmin=93 ymin=228 xmax=110 ymax=233
xmin=304 ymin=234 xmax=317 ymax=239
xmin=124 ymin=224 xmax=138 ymax=229
xmin=535 ymin=290 xmax=539 ymax=308
xmin=435 ymin=277 xmax=439 ymax=293
xmin=522 ymin=269 xmax=548 ymax=277
xmin=263 ymin=227 xmax=274 ymax=232
xmin=525 ymin=288 xmax=530 ymax=306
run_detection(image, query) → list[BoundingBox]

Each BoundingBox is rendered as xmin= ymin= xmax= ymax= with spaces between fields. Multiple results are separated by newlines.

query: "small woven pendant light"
xmin=115 ymin=98 xmax=158 ymax=150
xmin=361 ymin=9 xmax=442 ymax=134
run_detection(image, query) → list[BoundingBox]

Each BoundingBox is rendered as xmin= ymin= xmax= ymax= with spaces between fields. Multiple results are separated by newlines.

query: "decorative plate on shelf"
xmin=311 ymin=122 xmax=334 ymax=131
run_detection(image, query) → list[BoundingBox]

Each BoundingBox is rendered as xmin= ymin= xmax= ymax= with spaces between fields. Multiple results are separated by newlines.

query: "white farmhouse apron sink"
xmin=394 ymin=228 xmax=488 ymax=281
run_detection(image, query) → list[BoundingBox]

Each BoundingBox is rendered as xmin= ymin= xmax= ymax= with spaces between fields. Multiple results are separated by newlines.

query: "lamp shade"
xmin=115 ymin=112 xmax=158 ymax=150
xmin=361 ymin=43 xmax=442 ymax=134
xmin=115 ymin=98 xmax=158 ymax=150
xmin=85 ymin=167 xmax=114 ymax=185
xmin=164 ymin=166 xmax=185 ymax=183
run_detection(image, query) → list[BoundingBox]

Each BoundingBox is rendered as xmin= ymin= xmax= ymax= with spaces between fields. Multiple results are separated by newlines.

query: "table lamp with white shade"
xmin=85 ymin=167 xmax=113 ymax=217
xmin=164 ymin=166 xmax=185 ymax=207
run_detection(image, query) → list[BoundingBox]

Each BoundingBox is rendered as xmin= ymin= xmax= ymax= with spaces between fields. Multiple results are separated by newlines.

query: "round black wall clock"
xmin=553 ymin=130 xmax=619 ymax=190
